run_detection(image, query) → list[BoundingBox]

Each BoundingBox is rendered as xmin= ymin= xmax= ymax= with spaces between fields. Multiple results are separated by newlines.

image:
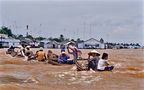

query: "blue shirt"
xmin=58 ymin=54 xmax=70 ymax=63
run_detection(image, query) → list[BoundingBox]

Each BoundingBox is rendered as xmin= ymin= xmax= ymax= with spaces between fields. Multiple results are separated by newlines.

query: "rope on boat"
xmin=70 ymin=52 xmax=88 ymax=71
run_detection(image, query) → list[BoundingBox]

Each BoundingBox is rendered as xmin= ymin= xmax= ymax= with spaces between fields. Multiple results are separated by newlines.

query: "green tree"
xmin=0 ymin=26 xmax=13 ymax=37
xmin=35 ymin=36 xmax=46 ymax=41
xmin=71 ymin=39 xmax=75 ymax=42
xmin=136 ymin=43 xmax=140 ymax=46
xmin=100 ymin=38 xmax=104 ymax=43
xmin=53 ymin=38 xmax=61 ymax=42
xmin=15 ymin=34 xmax=24 ymax=39
xmin=76 ymin=38 xmax=84 ymax=43
xmin=48 ymin=37 xmax=53 ymax=41
xmin=25 ymin=34 xmax=34 ymax=40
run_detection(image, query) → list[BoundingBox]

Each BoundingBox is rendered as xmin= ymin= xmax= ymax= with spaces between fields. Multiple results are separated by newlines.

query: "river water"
xmin=0 ymin=49 xmax=144 ymax=90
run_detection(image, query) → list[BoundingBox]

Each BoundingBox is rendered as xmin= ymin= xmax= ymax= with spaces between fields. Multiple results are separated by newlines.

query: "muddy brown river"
xmin=0 ymin=48 xmax=144 ymax=90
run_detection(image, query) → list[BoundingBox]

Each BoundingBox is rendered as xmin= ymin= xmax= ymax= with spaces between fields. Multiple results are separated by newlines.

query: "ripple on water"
xmin=113 ymin=66 xmax=144 ymax=78
xmin=0 ymin=84 xmax=20 ymax=90
xmin=53 ymin=71 xmax=102 ymax=85
xmin=0 ymin=71 xmax=39 ymax=84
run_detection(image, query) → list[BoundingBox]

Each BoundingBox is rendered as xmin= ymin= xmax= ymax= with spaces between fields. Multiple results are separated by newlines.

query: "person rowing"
xmin=6 ymin=46 xmax=15 ymax=54
xmin=35 ymin=47 xmax=46 ymax=62
xmin=47 ymin=50 xmax=59 ymax=65
xmin=97 ymin=53 xmax=114 ymax=71
xmin=87 ymin=50 xmax=100 ymax=71
xmin=67 ymin=42 xmax=82 ymax=61
xmin=58 ymin=51 xmax=74 ymax=64
xmin=67 ymin=42 xmax=88 ymax=70
xmin=25 ymin=46 xmax=35 ymax=60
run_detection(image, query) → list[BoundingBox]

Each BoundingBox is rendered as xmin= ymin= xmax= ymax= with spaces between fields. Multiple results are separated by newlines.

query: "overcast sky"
xmin=0 ymin=0 xmax=143 ymax=45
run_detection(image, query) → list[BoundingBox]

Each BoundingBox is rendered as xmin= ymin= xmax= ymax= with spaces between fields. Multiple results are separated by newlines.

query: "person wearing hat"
xmin=35 ymin=47 xmax=46 ymax=62
xmin=58 ymin=51 xmax=70 ymax=64
xmin=87 ymin=50 xmax=100 ymax=71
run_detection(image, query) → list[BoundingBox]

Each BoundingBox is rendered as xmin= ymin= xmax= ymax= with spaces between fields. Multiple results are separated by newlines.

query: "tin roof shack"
xmin=48 ymin=41 xmax=59 ymax=48
xmin=20 ymin=38 xmax=33 ymax=47
xmin=0 ymin=41 xmax=8 ymax=48
xmin=39 ymin=39 xmax=59 ymax=48
xmin=78 ymin=38 xmax=105 ymax=49
xmin=59 ymin=40 xmax=76 ymax=49
xmin=0 ymin=34 xmax=8 ymax=38
xmin=0 ymin=38 xmax=20 ymax=48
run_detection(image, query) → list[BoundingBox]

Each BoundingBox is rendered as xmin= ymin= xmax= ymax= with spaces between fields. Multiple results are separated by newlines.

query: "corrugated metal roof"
xmin=0 ymin=38 xmax=20 ymax=42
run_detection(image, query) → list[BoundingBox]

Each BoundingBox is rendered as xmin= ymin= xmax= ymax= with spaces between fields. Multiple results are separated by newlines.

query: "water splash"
xmin=23 ymin=76 xmax=39 ymax=83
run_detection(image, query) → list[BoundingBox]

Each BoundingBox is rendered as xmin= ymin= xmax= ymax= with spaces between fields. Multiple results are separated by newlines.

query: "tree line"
xmin=0 ymin=26 xmax=141 ymax=47
xmin=0 ymin=26 xmax=84 ymax=43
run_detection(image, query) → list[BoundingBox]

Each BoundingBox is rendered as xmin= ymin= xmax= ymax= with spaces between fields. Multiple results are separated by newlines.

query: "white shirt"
xmin=97 ymin=59 xmax=108 ymax=70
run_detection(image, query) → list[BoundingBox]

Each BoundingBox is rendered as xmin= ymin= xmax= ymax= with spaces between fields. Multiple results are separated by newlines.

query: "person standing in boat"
xmin=67 ymin=42 xmax=82 ymax=60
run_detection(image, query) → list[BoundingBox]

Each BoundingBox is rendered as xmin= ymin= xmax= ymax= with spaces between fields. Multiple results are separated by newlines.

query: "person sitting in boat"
xmin=17 ymin=45 xmax=25 ymax=57
xmin=6 ymin=46 xmax=15 ymax=54
xmin=58 ymin=51 xmax=74 ymax=64
xmin=25 ymin=46 xmax=35 ymax=60
xmin=97 ymin=53 xmax=114 ymax=71
xmin=88 ymin=50 xmax=100 ymax=71
xmin=47 ymin=50 xmax=59 ymax=64
xmin=35 ymin=47 xmax=46 ymax=62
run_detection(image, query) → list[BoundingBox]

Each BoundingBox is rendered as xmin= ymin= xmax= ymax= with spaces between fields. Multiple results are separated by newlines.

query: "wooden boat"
xmin=74 ymin=58 xmax=89 ymax=71
xmin=6 ymin=49 xmax=89 ymax=71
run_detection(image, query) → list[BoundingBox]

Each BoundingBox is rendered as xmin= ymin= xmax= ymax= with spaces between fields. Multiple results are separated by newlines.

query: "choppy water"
xmin=0 ymin=49 xmax=144 ymax=90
